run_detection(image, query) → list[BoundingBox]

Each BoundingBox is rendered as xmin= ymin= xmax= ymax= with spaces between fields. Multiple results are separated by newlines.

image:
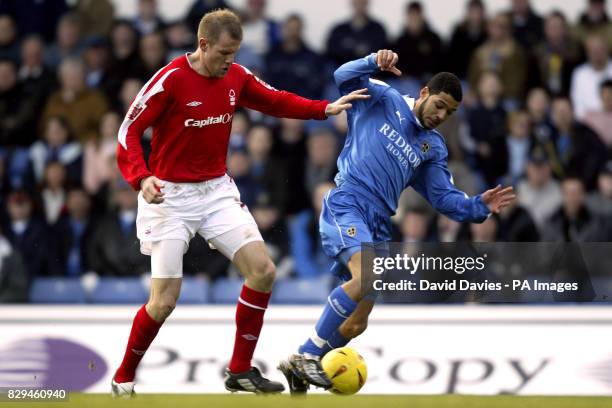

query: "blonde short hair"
xmin=197 ymin=9 xmax=242 ymax=44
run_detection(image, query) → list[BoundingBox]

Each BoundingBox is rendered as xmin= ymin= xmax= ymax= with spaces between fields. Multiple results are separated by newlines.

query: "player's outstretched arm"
xmin=324 ymin=88 xmax=370 ymax=116
xmin=480 ymin=185 xmax=516 ymax=214
xmin=333 ymin=50 xmax=402 ymax=92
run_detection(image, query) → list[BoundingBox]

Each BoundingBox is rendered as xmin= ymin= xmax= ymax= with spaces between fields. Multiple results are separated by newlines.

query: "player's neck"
xmin=188 ymin=50 xmax=213 ymax=77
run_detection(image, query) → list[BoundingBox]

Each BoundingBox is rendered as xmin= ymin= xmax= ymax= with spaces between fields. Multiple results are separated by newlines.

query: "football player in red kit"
xmin=112 ymin=9 xmax=368 ymax=396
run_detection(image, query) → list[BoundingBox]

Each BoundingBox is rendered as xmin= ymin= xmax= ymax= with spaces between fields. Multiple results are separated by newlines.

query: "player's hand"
xmin=140 ymin=176 xmax=165 ymax=204
xmin=375 ymin=49 xmax=402 ymax=76
xmin=325 ymin=88 xmax=370 ymax=116
xmin=481 ymin=185 xmax=516 ymax=214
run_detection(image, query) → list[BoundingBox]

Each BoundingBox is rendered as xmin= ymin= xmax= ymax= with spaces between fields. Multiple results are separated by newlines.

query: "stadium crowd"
xmin=0 ymin=0 xmax=611 ymax=302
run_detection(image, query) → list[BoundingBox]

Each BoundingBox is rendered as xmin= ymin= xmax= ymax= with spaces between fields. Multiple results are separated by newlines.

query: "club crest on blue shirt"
xmin=346 ymin=226 xmax=357 ymax=237
xmin=421 ymin=142 xmax=430 ymax=154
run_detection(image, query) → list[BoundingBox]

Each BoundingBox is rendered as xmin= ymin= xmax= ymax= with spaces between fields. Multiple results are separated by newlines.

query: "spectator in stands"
xmin=29 ymin=116 xmax=82 ymax=185
xmin=289 ymin=181 xmax=335 ymax=278
xmin=87 ymin=179 xmax=149 ymax=276
xmin=83 ymin=111 xmax=120 ymax=196
xmin=264 ymin=14 xmax=325 ymax=100
xmin=570 ymin=34 xmax=612 ymax=120
xmin=551 ymin=96 xmax=607 ymax=190
xmin=0 ymin=14 xmax=19 ymax=63
xmin=435 ymin=214 xmax=466 ymax=243
xmin=18 ymin=36 xmax=56 ymax=144
xmin=0 ymin=226 xmax=28 ymax=303
xmin=542 ymin=177 xmax=608 ymax=241
xmin=507 ymin=0 xmax=543 ymax=49
xmin=305 ymin=127 xmax=338 ymax=197
xmin=229 ymin=109 xmax=250 ymax=150
xmin=0 ymin=0 xmax=67 ymax=43
xmin=4 ymin=190 xmax=52 ymax=276
xmin=251 ymin=193 xmax=290 ymax=278
xmin=246 ymin=124 xmax=287 ymax=212
xmin=40 ymin=161 xmax=68 ymax=225
xmin=470 ymin=215 xmax=498 ymax=242
xmin=505 ymin=110 xmax=532 ymax=184
xmin=44 ymin=13 xmax=85 ymax=70
xmin=107 ymin=20 xmax=144 ymax=100
xmin=118 ymin=78 xmax=143 ymax=115
xmin=497 ymin=199 xmax=540 ymax=241
xmin=275 ymin=118 xmax=309 ymax=215
xmin=586 ymin=160 xmax=612 ymax=216
xmin=52 ymin=188 xmax=95 ymax=277
xmin=468 ymin=12 xmax=527 ymax=104
xmin=584 ymin=79 xmax=612 ymax=147
xmin=165 ymin=20 xmax=194 ymax=61
xmin=74 ymin=0 xmax=115 ymax=38
xmin=83 ymin=36 xmax=111 ymax=91
xmin=185 ymin=0 xmax=231 ymax=36
xmin=517 ymin=147 xmax=562 ymax=231
xmin=227 ymin=147 xmax=257 ymax=208
xmin=445 ymin=0 xmax=488 ymax=79
xmin=41 ymin=57 xmax=108 ymax=144
xmin=465 ymin=71 xmax=508 ymax=186
xmin=138 ymin=31 xmax=167 ymax=81
xmin=240 ymin=0 xmax=280 ymax=57
xmin=574 ymin=0 xmax=612 ymax=49
xmin=0 ymin=59 xmax=39 ymax=147
xmin=526 ymin=88 xmax=564 ymax=179
xmin=325 ymin=0 xmax=387 ymax=67
xmin=401 ymin=208 xmax=431 ymax=243
xmin=531 ymin=11 xmax=582 ymax=97
xmin=393 ymin=1 xmax=443 ymax=83
xmin=133 ymin=0 xmax=165 ymax=36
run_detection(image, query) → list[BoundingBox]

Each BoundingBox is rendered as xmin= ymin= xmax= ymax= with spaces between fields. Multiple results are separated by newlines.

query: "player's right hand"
xmin=375 ymin=49 xmax=401 ymax=76
xmin=140 ymin=176 xmax=165 ymax=204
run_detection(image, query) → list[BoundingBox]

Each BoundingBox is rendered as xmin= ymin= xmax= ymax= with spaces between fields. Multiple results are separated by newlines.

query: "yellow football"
xmin=321 ymin=347 xmax=367 ymax=395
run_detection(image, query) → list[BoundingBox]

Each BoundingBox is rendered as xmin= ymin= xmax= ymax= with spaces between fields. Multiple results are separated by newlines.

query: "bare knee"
xmin=251 ymin=258 xmax=276 ymax=289
xmin=341 ymin=319 xmax=368 ymax=339
xmin=147 ymin=296 xmax=177 ymax=321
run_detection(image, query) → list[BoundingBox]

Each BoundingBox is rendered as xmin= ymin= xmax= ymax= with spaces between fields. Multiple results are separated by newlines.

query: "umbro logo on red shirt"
xmin=186 ymin=101 xmax=202 ymax=106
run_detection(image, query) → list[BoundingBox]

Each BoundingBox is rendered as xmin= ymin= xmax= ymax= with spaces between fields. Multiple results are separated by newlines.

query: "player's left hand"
xmin=325 ymin=88 xmax=370 ymax=116
xmin=481 ymin=185 xmax=516 ymax=214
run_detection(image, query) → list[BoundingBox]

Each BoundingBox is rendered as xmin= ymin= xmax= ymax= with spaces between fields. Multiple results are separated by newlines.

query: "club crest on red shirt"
xmin=127 ymin=102 xmax=146 ymax=121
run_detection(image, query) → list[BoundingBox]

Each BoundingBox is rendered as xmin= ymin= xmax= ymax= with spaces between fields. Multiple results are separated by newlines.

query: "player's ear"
xmin=419 ymin=86 xmax=430 ymax=99
xmin=199 ymin=37 xmax=208 ymax=52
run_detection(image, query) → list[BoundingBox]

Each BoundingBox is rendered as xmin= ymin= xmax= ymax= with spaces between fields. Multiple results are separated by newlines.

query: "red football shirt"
xmin=117 ymin=54 xmax=329 ymax=189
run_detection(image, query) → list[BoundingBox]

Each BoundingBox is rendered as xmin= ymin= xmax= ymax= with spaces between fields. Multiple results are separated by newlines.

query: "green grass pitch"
xmin=4 ymin=394 xmax=611 ymax=408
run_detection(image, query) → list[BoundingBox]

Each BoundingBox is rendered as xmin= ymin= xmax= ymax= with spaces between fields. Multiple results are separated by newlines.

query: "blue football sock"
xmin=299 ymin=286 xmax=357 ymax=356
xmin=320 ymin=330 xmax=350 ymax=356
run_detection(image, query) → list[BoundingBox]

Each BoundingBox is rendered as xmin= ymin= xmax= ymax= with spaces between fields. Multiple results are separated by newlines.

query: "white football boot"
xmin=111 ymin=378 xmax=135 ymax=398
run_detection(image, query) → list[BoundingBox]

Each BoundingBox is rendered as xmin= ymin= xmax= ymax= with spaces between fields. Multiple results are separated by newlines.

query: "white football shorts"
xmin=137 ymin=174 xmax=262 ymax=264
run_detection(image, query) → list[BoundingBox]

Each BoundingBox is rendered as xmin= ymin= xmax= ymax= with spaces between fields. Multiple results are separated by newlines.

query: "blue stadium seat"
xmin=88 ymin=278 xmax=148 ymax=304
xmin=29 ymin=277 xmax=87 ymax=304
xmin=178 ymin=277 xmax=210 ymax=304
xmin=271 ymin=276 xmax=333 ymax=304
xmin=210 ymin=278 xmax=244 ymax=304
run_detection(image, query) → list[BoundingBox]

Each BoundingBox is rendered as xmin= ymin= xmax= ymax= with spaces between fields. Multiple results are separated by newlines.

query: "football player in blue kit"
xmin=279 ymin=49 xmax=515 ymax=393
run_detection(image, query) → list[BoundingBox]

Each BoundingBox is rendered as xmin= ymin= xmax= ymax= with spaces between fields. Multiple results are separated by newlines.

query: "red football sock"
xmin=228 ymin=285 xmax=271 ymax=373
xmin=114 ymin=304 xmax=163 ymax=383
